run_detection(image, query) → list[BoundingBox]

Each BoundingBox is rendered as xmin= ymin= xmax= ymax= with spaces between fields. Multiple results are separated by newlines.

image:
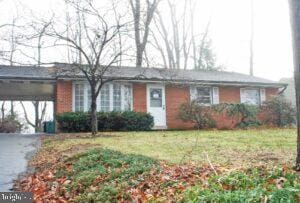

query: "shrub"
xmin=179 ymin=102 xmax=260 ymax=129
xmin=178 ymin=101 xmax=216 ymax=129
xmin=259 ymin=96 xmax=296 ymax=127
xmin=0 ymin=115 xmax=23 ymax=133
xmin=213 ymin=103 xmax=261 ymax=128
xmin=56 ymin=111 xmax=154 ymax=132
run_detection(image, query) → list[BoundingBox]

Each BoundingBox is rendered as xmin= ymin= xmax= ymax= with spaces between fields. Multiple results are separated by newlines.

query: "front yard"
xmin=17 ymin=129 xmax=300 ymax=202
xmin=49 ymin=129 xmax=296 ymax=167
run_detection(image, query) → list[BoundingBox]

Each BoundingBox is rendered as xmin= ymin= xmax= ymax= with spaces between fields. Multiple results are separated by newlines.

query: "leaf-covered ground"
xmin=15 ymin=129 xmax=300 ymax=202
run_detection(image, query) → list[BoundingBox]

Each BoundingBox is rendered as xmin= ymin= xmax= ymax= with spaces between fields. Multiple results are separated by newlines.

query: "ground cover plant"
xmin=15 ymin=129 xmax=300 ymax=202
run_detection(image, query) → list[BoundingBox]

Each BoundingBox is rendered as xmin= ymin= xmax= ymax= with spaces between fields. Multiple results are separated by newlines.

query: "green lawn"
xmin=53 ymin=128 xmax=297 ymax=167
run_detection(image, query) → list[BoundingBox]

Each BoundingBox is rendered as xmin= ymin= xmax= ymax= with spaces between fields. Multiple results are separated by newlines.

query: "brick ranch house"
xmin=0 ymin=64 xmax=287 ymax=130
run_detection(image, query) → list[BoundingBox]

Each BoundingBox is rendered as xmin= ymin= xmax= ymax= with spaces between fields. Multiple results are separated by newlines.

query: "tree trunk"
xmin=33 ymin=101 xmax=41 ymax=133
xmin=289 ymin=0 xmax=300 ymax=170
xmin=136 ymin=50 xmax=143 ymax=67
xmin=1 ymin=101 xmax=5 ymax=121
xmin=91 ymin=91 xmax=98 ymax=136
xmin=10 ymin=101 xmax=14 ymax=117
xmin=249 ymin=0 xmax=254 ymax=76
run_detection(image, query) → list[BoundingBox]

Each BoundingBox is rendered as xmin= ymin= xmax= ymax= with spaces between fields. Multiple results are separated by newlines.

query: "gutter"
xmin=0 ymin=77 xmax=56 ymax=83
xmin=57 ymin=76 xmax=287 ymax=88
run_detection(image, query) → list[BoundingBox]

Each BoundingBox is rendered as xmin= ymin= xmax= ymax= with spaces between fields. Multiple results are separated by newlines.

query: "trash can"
xmin=43 ymin=121 xmax=55 ymax=134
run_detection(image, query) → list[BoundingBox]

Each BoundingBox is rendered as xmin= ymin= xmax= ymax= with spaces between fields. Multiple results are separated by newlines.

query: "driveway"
xmin=0 ymin=134 xmax=40 ymax=191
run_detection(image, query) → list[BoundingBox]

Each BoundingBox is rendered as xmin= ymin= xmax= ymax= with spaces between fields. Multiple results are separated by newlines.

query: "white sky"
xmin=208 ymin=0 xmax=293 ymax=81
xmin=0 ymin=0 xmax=295 ymax=132
xmin=0 ymin=0 xmax=294 ymax=81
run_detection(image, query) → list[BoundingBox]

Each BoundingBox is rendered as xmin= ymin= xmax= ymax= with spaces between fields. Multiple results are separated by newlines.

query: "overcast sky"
xmin=196 ymin=0 xmax=293 ymax=81
xmin=0 ymin=0 xmax=294 ymax=81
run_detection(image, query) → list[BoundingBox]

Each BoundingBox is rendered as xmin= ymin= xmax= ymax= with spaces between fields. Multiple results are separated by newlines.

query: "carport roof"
xmin=0 ymin=65 xmax=56 ymax=80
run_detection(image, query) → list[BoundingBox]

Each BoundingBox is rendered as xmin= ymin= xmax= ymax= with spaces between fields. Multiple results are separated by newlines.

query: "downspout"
xmin=278 ymin=85 xmax=288 ymax=95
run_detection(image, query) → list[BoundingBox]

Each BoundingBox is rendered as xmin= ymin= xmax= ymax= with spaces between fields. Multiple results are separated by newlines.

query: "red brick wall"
xmin=219 ymin=86 xmax=240 ymax=103
xmin=54 ymin=80 xmax=280 ymax=130
xmin=165 ymin=85 xmax=194 ymax=129
xmin=132 ymin=83 xmax=147 ymax=112
xmin=55 ymin=80 xmax=72 ymax=114
xmin=164 ymin=86 xmax=279 ymax=130
xmin=266 ymin=88 xmax=278 ymax=100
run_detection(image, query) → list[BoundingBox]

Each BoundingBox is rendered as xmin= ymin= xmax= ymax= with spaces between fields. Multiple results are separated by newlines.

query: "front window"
xmin=73 ymin=82 xmax=132 ymax=112
xmin=113 ymin=84 xmax=122 ymax=111
xmin=87 ymin=87 xmax=91 ymax=111
xmin=100 ymin=84 xmax=110 ymax=112
xmin=150 ymin=88 xmax=162 ymax=107
xmin=74 ymin=84 xmax=84 ymax=111
xmin=195 ymin=87 xmax=212 ymax=105
xmin=123 ymin=85 xmax=132 ymax=110
xmin=240 ymin=88 xmax=260 ymax=105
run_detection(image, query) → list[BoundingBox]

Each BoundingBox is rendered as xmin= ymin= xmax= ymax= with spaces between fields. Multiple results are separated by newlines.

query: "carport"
xmin=0 ymin=65 xmax=56 ymax=101
xmin=0 ymin=65 xmax=57 ymax=133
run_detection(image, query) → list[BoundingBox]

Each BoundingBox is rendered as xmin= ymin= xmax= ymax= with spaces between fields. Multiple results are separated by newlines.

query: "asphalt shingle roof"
xmin=0 ymin=64 xmax=286 ymax=87
xmin=0 ymin=65 xmax=55 ymax=80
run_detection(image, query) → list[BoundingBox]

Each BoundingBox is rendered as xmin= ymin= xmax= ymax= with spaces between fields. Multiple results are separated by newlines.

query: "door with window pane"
xmin=147 ymin=84 xmax=166 ymax=127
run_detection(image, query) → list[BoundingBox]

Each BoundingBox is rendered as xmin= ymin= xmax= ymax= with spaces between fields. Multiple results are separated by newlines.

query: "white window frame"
xmin=73 ymin=81 xmax=133 ymax=112
xmin=122 ymin=84 xmax=133 ymax=111
xmin=191 ymin=86 xmax=213 ymax=106
xmin=240 ymin=88 xmax=262 ymax=106
xmin=190 ymin=86 xmax=219 ymax=106
xmin=100 ymin=83 xmax=111 ymax=112
xmin=72 ymin=81 xmax=88 ymax=112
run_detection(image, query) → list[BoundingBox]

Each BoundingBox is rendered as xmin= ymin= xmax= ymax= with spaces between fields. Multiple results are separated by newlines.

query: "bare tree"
xmin=50 ymin=0 xmax=124 ymax=135
xmin=154 ymin=11 xmax=175 ymax=69
xmin=153 ymin=0 xmax=192 ymax=70
xmin=19 ymin=20 xmax=51 ymax=133
xmin=1 ymin=102 xmax=5 ymax=121
xmin=168 ymin=0 xmax=180 ymax=69
xmin=289 ymin=0 xmax=300 ymax=170
xmin=182 ymin=0 xmax=191 ymax=70
xmin=149 ymin=29 xmax=167 ymax=68
xmin=189 ymin=0 xmax=197 ymax=69
xmin=129 ymin=0 xmax=160 ymax=67
xmin=249 ymin=0 xmax=254 ymax=76
xmin=152 ymin=0 xmax=221 ymax=71
xmin=0 ymin=17 xmax=21 ymax=118
xmin=31 ymin=21 xmax=51 ymax=132
xmin=20 ymin=101 xmax=47 ymax=132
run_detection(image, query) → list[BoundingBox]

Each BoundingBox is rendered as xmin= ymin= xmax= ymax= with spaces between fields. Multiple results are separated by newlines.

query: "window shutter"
xmin=212 ymin=87 xmax=219 ymax=104
xmin=190 ymin=86 xmax=197 ymax=102
xmin=260 ymin=88 xmax=266 ymax=104
xmin=240 ymin=88 xmax=246 ymax=103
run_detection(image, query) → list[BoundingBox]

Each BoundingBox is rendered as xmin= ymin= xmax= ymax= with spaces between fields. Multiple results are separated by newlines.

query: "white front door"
xmin=147 ymin=84 xmax=166 ymax=128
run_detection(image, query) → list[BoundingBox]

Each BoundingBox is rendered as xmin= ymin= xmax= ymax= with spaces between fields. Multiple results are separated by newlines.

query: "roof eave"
xmin=57 ymin=76 xmax=286 ymax=88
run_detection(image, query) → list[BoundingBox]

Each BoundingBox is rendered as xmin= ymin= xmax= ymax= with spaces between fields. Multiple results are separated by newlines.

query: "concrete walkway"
xmin=0 ymin=134 xmax=40 ymax=191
